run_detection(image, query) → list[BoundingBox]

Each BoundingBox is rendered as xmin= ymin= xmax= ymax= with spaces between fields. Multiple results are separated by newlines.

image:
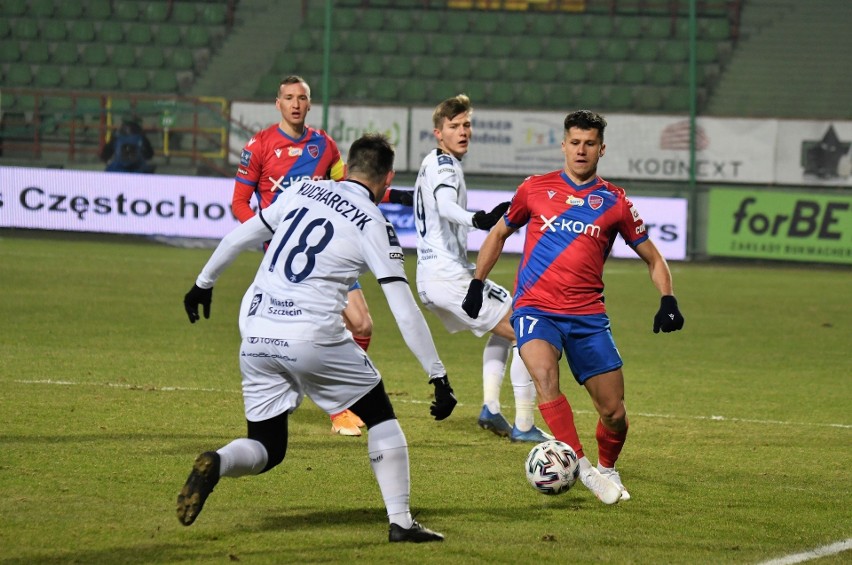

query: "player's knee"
xmin=247 ymin=413 xmax=289 ymax=473
xmin=349 ymin=381 xmax=395 ymax=429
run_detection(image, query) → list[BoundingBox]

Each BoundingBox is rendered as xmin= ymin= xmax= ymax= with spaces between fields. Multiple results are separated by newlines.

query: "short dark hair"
xmin=432 ymin=94 xmax=471 ymax=129
xmin=278 ymin=75 xmax=310 ymax=98
xmin=564 ymin=110 xmax=607 ymax=142
xmin=347 ymin=133 xmax=395 ymax=182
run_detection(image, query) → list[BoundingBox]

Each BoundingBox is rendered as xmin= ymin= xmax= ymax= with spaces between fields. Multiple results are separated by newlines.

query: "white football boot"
xmin=597 ymin=464 xmax=630 ymax=501
xmin=579 ymin=466 xmax=622 ymax=505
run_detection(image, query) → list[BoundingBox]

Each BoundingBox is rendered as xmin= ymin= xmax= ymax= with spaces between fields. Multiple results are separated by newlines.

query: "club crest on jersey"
xmin=248 ymin=293 xmax=262 ymax=316
xmin=307 ymin=144 xmax=319 ymax=158
xmin=547 ymin=190 xmax=557 ymax=199
xmin=588 ymin=195 xmax=604 ymax=210
xmin=288 ymin=147 xmax=302 ymax=157
xmin=567 ymin=195 xmax=584 ymax=206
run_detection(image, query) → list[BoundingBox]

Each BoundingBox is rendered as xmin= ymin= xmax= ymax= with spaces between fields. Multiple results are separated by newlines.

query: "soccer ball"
xmin=525 ymin=439 xmax=579 ymax=495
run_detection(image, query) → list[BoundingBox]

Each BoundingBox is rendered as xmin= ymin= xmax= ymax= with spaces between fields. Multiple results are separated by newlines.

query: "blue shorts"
xmin=349 ymin=280 xmax=361 ymax=292
xmin=511 ymin=307 xmax=623 ymax=384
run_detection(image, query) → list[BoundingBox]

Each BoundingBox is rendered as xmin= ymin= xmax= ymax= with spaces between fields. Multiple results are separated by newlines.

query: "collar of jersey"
xmin=560 ymin=171 xmax=601 ymax=192
xmin=344 ymin=179 xmax=375 ymax=202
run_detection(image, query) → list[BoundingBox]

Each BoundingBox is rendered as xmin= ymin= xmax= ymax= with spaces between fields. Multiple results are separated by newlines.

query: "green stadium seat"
xmin=444 ymin=13 xmax=470 ymax=34
xmin=126 ymin=24 xmax=153 ymax=45
xmin=184 ymin=27 xmax=210 ymax=48
xmin=171 ymin=3 xmax=197 ymax=24
xmin=114 ymin=1 xmax=139 ymax=21
xmin=201 ymin=4 xmax=227 ymax=26
xmin=138 ymin=46 xmax=164 ymax=69
xmin=0 ymin=18 xmax=10 ymax=39
xmin=28 ymin=0 xmax=55 ymax=18
xmin=561 ymin=16 xmax=585 ymax=37
xmin=573 ymin=40 xmax=600 ymax=60
xmin=360 ymin=55 xmax=383 ymax=76
xmin=24 ymin=42 xmax=51 ymax=64
xmin=516 ymin=86 xmax=545 ymax=108
xmin=504 ymin=61 xmax=528 ymax=82
xmin=150 ymin=70 xmax=178 ymax=93
xmin=43 ymin=20 xmax=68 ymax=42
xmin=417 ymin=12 xmax=442 ymax=33
xmin=92 ymin=67 xmax=120 ymax=90
xmin=458 ymin=35 xmax=486 ymax=58
xmin=460 ymin=80 xmax=487 ymax=103
xmin=471 ymin=57 xmax=502 ymax=81
xmin=430 ymin=79 xmax=463 ymax=102
xmin=548 ymin=84 xmax=574 ymax=108
xmin=288 ymin=29 xmax=316 ymax=52
xmin=360 ymin=10 xmax=384 ymax=29
xmin=13 ymin=18 xmax=39 ymax=41
xmin=371 ymin=79 xmax=399 ymax=103
xmin=648 ymin=63 xmax=681 ymax=86
xmin=69 ymin=21 xmax=96 ymax=43
xmin=618 ymin=63 xmax=645 ymax=85
xmin=606 ymin=87 xmax=634 ymax=111
xmin=701 ymin=18 xmax=731 ymax=41
xmin=659 ymin=40 xmax=688 ymax=63
xmin=632 ymin=40 xmax=659 ymax=62
xmin=414 ymin=55 xmax=445 ymax=80
xmin=562 ymin=60 xmax=588 ymax=82
xmin=169 ymin=47 xmax=195 ymax=71
xmin=398 ymin=33 xmax=428 ymax=56
xmin=489 ymin=83 xmax=514 ymax=106
xmin=121 ymin=68 xmax=148 ymax=91
xmin=6 ymin=63 xmax=33 ymax=86
xmin=0 ymin=39 xmax=21 ymax=62
xmin=635 ymin=87 xmax=663 ymax=112
xmin=385 ymin=10 xmax=414 ymax=32
xmin=156 ymin=23 xmax=183 ymax=47
xmin=695 ymin=40 xmax=719 ymax=64
xmin=428 ymin=33 xmax=456 ymax=57
xmin=663 ymin=86 xmax=691 ymax=113
xmin=525 ymin=13 xmax=558 ymax=36
xmin=372 ymin=32 xmax=397 ymax=55
xmin=602 ymin=39 xmax=631 ymax=61
xmin=515 ymin=37 xmax=544 ymax=59
xmin=590 ymin=61 xmax=617 ymax=85
xmin=399 ymin=79 xmax=431 ymax=104
xmin=585 ymin=15 xmax=614 ymax=38
xmin=271 ymin=50 xmax=294 ymax=74
xmin=111 ymin=45 xmax=137 ymax=68
xmin=254 ymin=74 xmax=281 ymax=99
xmin=645 ymin=18 xmax=672 ymax=39
xmin=528 ymin=60 xmax=559 ymax=83
xmin=443 ymin=59 xmax=471 ymax=81
xmin=64 ymin=67 xmax=91 ymax=90
xmin=572 ymin=84 xmax=605 ymax=110
xmin=471 ymin=12 xmax=502 ymax=35
xmin=332 ymin=7 xmax=360 ymax=30
xmin=143 ymin=3 xmax=170 ymax=23
xmin=51 ymin=42 xmax=79 ymax=66
xmin=86 ymin=0 xmax=112 ymax=19
xmin=2 ymin=0 xmax=27 ymax=17
xmin=81 ymin=44 xmax=108 ymax=66
xmin=35 ymin=65 xmax=63 ymax=89
xmin=385 ymin=55 xmax=414 ymax=79
xmin=615 ymin=17 xmax=643 ymax=38
xmin=99 ymin=21 xmax=125 ymax=43
xmin=487 ymin=35 xmax=514 ymax=58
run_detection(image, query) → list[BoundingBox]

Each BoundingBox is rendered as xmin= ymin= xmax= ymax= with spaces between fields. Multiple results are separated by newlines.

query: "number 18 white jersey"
xmin=240 ymin=179 xmax=405 ymax=342
xmin=414 ymin=149 xmax=474 ymax=280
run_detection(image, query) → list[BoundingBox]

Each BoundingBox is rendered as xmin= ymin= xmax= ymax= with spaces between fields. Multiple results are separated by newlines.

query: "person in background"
xmin=231 ymin=75 xmax=409 ymax=437
xmin=100 ymin=117 xmax=155 ymax=173
xmin=463 ymin=109 xmax=685 ymax=504
xmin=413 ymin=94 xmax=551 ymax=443
xmin=179 ymin=133 xmax=455 ymax=542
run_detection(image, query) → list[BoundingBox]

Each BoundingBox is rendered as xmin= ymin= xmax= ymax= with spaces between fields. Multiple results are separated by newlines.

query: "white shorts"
xmin=238 ymin=335 xmax=381 ymax=422
xmin=416 ymin=277 xmax=511 ymax=337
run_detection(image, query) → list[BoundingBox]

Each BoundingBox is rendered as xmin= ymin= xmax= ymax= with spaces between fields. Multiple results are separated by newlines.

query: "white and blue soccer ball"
xmin=525 ymin=439 xmax=579 ymax=495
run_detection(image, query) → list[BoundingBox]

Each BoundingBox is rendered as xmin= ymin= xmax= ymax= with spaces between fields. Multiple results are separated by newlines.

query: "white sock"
xmin=483 ymin=334 xmax=511 ymax=413
xmin=368 ymin=419 xmax=412 ymax=528
xmin=217 ymin=438 xmax=269 ymax=478
xmin=509 ymin=346 xmax=537 ymax=431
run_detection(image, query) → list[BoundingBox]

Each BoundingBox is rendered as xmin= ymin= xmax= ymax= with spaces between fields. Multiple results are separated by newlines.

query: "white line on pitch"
xmin=11 ymin=379 xmax=852 ymax=430
xmin=755 ymin=538 xmax=852 ymax=565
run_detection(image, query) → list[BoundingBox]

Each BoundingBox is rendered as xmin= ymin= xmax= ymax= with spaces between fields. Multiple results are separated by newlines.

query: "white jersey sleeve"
xmin=414 ymin=149 xmax=475 ymax=280
xmin=381 ymin=280 xmax=446 ymax=380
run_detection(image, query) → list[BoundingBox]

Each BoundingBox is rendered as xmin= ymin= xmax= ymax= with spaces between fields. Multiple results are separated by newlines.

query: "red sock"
xmin=539 ymin=395 xmax=584 ymax=459
xmin=596 ymin=418 xmax=628 ymax=468
xmin=354 ymin=335 xmax=371 ymax=351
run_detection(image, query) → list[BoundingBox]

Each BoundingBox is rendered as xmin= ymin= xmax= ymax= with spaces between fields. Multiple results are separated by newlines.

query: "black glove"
xmin=471 ymin=201 xmax=510 ymax=230
xmin=429 ymin=376 xmax=457 ymax=420
xmin=387 ymin=189 xmax=414 ymax=207
xmin=184 ymin=284 xmax=212 ymax=324
xmin=653 ymin=295 xmax=684 ymax=333
xmin=461 ymin=278 xmax=484 ymax=319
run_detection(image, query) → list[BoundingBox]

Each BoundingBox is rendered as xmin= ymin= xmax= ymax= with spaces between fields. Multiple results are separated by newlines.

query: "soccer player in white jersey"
xmin=413 ymin=94 xmax=550 ymax=443
xmin=178 ymin=134 xmax=455 ymax=543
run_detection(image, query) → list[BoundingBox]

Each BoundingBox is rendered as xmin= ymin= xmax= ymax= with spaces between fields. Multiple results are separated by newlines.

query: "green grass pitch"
xmin=1 ymin=231 xmax=849 ymax=564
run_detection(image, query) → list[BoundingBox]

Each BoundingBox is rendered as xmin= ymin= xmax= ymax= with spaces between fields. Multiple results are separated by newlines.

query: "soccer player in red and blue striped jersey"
xmin=463 ymin=110 xmax=684 ymax=504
